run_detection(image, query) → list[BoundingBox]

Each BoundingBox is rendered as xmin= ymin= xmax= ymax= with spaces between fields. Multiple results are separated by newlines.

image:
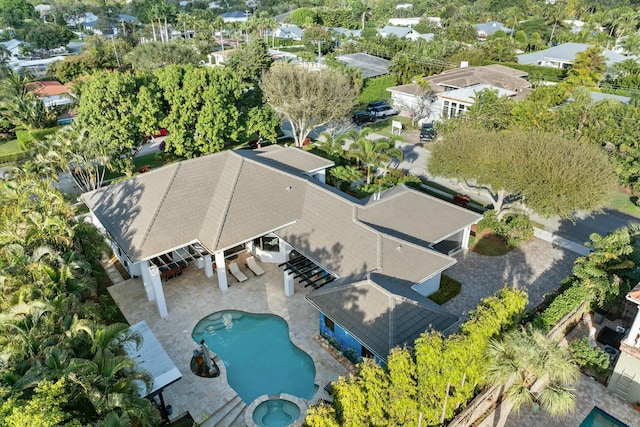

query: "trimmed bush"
xmin=358 ymin=75 xmax=397 ymax=106
xmin=569 ymin=337 xmax=610 ymax=378
xmin=536 ymin=279 xmax=590 ymax=331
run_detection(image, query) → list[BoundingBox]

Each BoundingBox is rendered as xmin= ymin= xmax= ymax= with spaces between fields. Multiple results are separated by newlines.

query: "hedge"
xmin=536 ymin=279 xmax=590 ymax=331
xmin=487 ymin=61 xmax=567 ymax=83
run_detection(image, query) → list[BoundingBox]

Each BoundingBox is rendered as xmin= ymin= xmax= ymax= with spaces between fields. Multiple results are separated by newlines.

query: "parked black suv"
xmin=352 ymin=110 xmax=374 ymax=125
xmin=419 ymin=122 xmax=436 ymax=142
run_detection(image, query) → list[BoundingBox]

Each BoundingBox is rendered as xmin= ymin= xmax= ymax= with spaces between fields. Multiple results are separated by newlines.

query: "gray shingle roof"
xmin=306 ymin=274 xmax=458 ymax=360
xmin=358 ymin=185 xmax=481 ymax=248
xmin=517 ymin=42 xmax=631 ymax=67
xmin=438 ymin=83 xmax=516 ymax=103
xmin=335 ymin=53 xmax=390 ymax=78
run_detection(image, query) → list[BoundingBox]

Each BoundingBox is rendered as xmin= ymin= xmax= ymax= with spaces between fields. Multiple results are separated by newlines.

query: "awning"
xmin=125 ymin=320 xmax=182 ymax=397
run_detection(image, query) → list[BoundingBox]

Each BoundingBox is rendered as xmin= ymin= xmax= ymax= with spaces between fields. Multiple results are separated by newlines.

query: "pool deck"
xmin=108 ymin=255 xmax=347 ymax=426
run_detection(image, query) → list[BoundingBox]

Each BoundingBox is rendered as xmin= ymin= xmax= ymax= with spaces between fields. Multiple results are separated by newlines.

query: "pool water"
xmin=252 ymin=399 xmax=300 ymax=427
xmin=580 ymin=407 xmax=629 ymax=427
xmin=192 ymin=311 xmax=317 ymax=404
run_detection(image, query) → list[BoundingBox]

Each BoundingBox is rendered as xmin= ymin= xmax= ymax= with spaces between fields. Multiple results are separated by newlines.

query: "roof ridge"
xmin=207 ymin=153 xmax=245 ymax=251
xmin=138 ymin=163 xmax=182 ymax=252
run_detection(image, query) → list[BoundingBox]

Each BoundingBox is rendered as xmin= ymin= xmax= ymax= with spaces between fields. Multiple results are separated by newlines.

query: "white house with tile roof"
xmin=82 ymin=146 xmax=480 ymax=362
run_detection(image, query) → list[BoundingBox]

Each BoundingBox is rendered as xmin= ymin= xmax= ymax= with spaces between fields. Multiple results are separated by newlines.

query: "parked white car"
xmin=369 ymin=105 xmax=398 ymax=118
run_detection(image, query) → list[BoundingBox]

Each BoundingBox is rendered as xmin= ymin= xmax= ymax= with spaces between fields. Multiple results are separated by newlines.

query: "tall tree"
xmin=155 ymin=65 xmax=242 ymax=157
xmin=346 ymin=128 xmax=403 ymax=184
xmin=125 ymin=42 xmax=200 ymax=72
xmin=75 ymin=71 xmax=163 ymax=174
xmin=428 ymin=125 xmax=616 ymax=219
xmin=261 ymin=64 xmax=357 ymax=147
xmin=225 ymin=39 xmax=273 ymax=84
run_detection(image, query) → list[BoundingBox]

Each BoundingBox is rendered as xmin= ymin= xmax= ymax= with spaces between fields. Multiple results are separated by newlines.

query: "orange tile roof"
xmin=27 ymin=81 xmax=72 ymax=97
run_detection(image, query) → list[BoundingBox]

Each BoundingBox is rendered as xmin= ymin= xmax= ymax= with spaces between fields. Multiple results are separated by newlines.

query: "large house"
xmin=27 ymin=80 xmax=75 ymax=108
xmin=387 ymin=64 xmax=531 ymax=122
xmin=82 ymin=146 xmax=480 ymax=363
xmin=517 ymin=42 xmax=630 ymax=69
xmin=475 ymin=21 xmax=512 ymax=40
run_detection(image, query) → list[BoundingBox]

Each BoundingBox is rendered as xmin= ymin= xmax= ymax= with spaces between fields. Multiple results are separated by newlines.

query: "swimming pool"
xmin=192 ymin=310 xmax=317 ymax=404
xmin=580 ymin=407 xmax=629 ymax=427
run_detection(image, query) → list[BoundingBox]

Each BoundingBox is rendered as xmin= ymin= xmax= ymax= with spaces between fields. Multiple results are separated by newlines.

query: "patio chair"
xmin=246 ymin=256 xmax=265 ymax=276
xmin=228 ymin=262 xmax=248 ymax=282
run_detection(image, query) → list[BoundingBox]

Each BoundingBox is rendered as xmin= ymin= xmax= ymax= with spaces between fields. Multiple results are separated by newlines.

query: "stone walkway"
xmin=444 ymin=238 xmax=577 ymax=321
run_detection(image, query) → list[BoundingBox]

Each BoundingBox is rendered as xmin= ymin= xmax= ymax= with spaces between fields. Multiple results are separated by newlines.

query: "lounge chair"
xmin=228 ymin=262 xmax=248 ymax=282
xmin=246 ymin=256 xmax=265 ymax=276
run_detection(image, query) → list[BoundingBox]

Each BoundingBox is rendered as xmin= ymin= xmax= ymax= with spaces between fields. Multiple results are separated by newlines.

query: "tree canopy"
xmin=261 ymin=64 xmax=357 ymax=147
xmin=125 ymin=41 xmax=201 ymax=72
xmin=428 ymin=125 xmax=616 ymax=219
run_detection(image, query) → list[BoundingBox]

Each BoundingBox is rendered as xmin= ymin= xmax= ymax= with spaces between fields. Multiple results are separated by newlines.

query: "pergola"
xmin=280 ymin=255 xmax=335 ymax=290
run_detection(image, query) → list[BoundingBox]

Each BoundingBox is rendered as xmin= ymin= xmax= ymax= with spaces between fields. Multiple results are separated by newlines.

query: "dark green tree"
xmin=225 ymin=39 xmax=273 ymax=83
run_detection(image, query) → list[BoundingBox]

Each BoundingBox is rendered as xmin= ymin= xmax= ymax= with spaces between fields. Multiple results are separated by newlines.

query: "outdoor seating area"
xmin=151 ymin=254 xmax=188 ymax=281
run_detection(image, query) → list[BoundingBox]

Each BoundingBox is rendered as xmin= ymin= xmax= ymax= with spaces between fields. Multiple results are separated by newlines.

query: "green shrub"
xmin=569 ymin=337 xmax=610 ymax=378
xmin=536 ymin=280 xmax=590 ymax=331
xmin=478 ymin=210 xmax=534 ymax=247
xmin=497 ymin=213 xmax=534 ymax=247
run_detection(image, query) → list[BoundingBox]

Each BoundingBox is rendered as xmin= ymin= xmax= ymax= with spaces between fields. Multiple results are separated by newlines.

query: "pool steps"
xmin=200 ymin=394 xmax=247 ymax=427
xmin=193 ymin=313 xmax=245 ymax=336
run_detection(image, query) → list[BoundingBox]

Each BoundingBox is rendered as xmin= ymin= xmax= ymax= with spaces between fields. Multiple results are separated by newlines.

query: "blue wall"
xmin=319 ymin=312 xmax=385 ymax=365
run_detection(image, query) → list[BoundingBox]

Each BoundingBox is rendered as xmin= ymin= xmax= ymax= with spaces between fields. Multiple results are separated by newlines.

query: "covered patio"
xmin=108 ymin=257 xmax=348 ymax=426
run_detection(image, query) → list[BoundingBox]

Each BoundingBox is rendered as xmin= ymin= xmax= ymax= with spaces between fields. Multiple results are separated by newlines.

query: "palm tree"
xmin=346 ymin=128 xmax=404 ymax=184
xmin=329 ymin=165 xmax=363 ymax=190
xmin=484 ymin=328 xmax=579 ymax=417
xmin=317 ymin=131 xmax=346 ymax=158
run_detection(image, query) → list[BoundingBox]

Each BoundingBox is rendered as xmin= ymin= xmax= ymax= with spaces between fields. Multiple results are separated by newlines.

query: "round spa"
xmin=252 ymin=398 xmax=301 ymax=427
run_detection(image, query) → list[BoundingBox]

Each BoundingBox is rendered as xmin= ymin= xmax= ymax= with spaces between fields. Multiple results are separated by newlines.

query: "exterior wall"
xmin=390 ymin=91 xmax=419 ymax=112
xmin=251 ymin=235 xmax=292 ymax=264
xmin=319 ymin=312 xmax=385 ymax=365
xmin=439 ymin=97 xmax=471 ymax=119
xmin=412 ymin=272 xmax=441 ymax=297
xmin=608 ymin=351 xmax=640 ymax=403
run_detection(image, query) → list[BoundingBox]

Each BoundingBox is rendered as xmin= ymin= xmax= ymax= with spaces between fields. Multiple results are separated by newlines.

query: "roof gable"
xmin=307 ymin=277 xmax=458 ymax=359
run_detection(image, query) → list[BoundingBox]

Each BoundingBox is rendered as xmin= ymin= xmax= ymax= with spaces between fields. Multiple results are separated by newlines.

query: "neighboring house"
xmin=331 ymin=27 xmax=362 ymax=40
xmin=0 ymin=39 xmax=26 ymax=62
xmin=26 ymin=80 xmax=75 ymax=108
xmin=210 ymin=48 xmax=236 ymax=65
xmin=34 ymin=4 xmax=52 ymax=18
xmin=475 ymin=21 xmax=512 ymax=40
xmin=388 ymin=17 xmax=441 ymax=27
xmin=439 ymin=84 xmax=516 ymax=118
xmin=335 ymin=53 xmax=390 ymax=78
xmin=395 ymin=3 xmax=413 ymax=10
xmin=517 ymin=42 xmax=631 ymax=69
xmin=220 ymin=10 xmax=250 ymax=23
xmin=588 ymin=91 xmax=631 ymax=105
xmin=82 ymin=146 xmax=480 ymax=363
xmin=387 ymin=63 xmax=531 ymax=122
xmin=377 ymin=25 xmax=420 ymax=39
xmin=608 ymin=284 xmax=640 ymax=402
xmin=273 ymin=25 xmax=303 ymax=41
xmin=10 ymin=56 xmax=66 ymax=78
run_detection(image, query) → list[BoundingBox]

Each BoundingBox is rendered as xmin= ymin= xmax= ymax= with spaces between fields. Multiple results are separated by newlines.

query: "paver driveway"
xmin=444 ymin=238 xmax=578 ymax=321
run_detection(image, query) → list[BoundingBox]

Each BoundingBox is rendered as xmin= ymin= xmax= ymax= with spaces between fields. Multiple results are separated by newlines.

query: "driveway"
xmin=444 ymin=238 xmax=578 ymax=321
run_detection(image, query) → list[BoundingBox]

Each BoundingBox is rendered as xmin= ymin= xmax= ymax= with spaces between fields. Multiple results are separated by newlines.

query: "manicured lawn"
xmin=607 ymin=188 xmax=640 ymax=217
xmin=0 ymin=139 xmax=23 ymax=156
xmin=428 ymin=275 xmax=462 ymax=304
xmin=365 ymin=116 xmax=417 ymax=138
xmin=469 ymin=228 xmax=512 ymax=256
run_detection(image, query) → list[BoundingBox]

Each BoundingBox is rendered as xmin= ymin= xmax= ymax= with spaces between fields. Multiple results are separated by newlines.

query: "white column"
xmin=204 ymin=254 xmax=214 ymax=277
xmin=284 ymin=271 xmax=294 ymax=297
xmin=215 ymin=251 xmax=228 ymax=291
xmin=316 ymin=170 xmax=326 ymax=184
xmin=140 ymin=261 xmax=156 ymax=301
xmin=624 ymin=305 xmax=640 ymax=346
xmin=149 ymin=264 xmax=168 ymax=318
xmin=461 ymin=225 xmax=472 ymax=250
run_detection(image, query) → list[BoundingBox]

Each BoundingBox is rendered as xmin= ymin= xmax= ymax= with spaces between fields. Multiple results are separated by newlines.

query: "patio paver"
xmin=444 ymin=237 xmax=577 ymax=320
xmin=108 ymin=257 xmax=347 ymax=426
